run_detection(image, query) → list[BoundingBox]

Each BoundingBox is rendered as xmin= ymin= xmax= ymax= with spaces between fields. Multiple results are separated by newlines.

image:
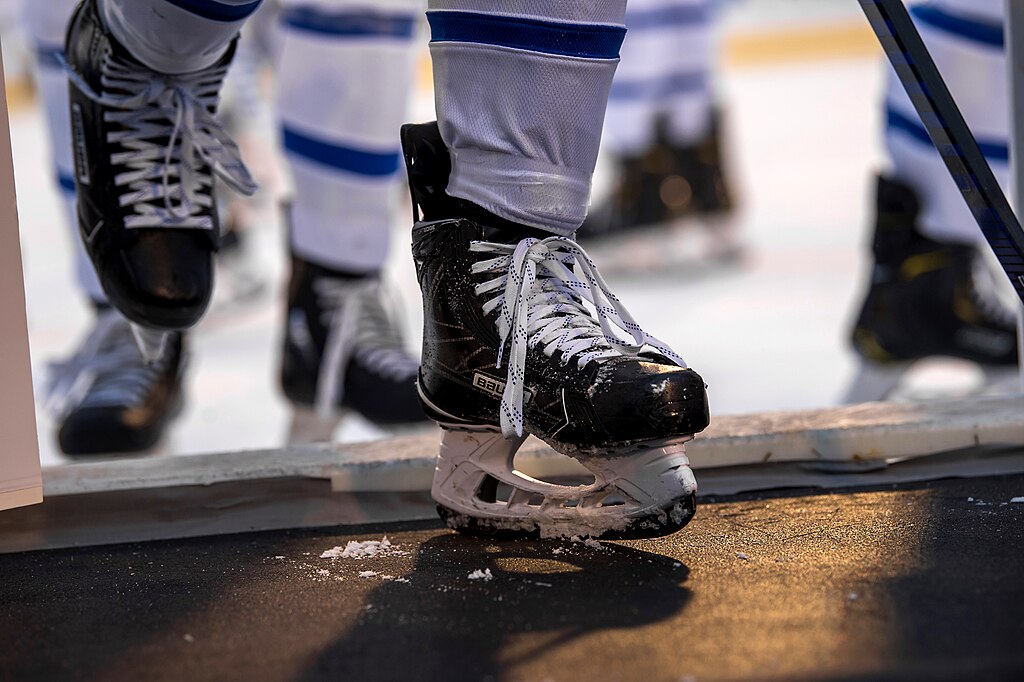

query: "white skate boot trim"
xmin=63 ymin=52 xmax=257 ymax=230
xmin=431 ymin=427 xmax=697 ymax=539
xmin=470 ymin=236 xmax=687 ymax=439
xmin=313 ymin=278 xmax=420 ymax=420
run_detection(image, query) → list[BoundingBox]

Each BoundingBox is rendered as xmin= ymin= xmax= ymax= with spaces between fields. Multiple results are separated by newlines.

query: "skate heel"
xmin=842 ymin=360 xmax=912 ymax=403
xmin=130 ymin=324 xmax=172 ymax=364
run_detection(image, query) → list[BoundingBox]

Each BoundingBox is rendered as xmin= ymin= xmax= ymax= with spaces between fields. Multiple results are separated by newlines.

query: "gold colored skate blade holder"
xmin=129 ymin=324 xmax=171 ymax=364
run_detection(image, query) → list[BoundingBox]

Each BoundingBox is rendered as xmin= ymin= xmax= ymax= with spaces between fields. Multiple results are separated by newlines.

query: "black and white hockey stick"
xmin=858 ymin=0 xmax=1024 ymax=304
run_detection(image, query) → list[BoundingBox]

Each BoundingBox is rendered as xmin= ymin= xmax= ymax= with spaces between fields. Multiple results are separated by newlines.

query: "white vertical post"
xmin=0 ymin=44 xmax=43 ymax=512
xmin=1007 ymin=0 xmax=1024 ymax=394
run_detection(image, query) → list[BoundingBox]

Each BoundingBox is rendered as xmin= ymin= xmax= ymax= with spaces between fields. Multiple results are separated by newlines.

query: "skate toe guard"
xmin=107 ymin=232 xmax=214 ymax=330
xmin=588 ymin=360 xmax=709 ymax=443
xmin=59 ymin=406 xmax=163 ymax=456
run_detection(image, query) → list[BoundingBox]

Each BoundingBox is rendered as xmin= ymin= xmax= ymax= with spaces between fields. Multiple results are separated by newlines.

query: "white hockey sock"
xmin=428 ymin=0 xmax=627 ymax=235
xmin=23 ymin=0 xmax=107 ymax=303
xmin=277 ymin=0 xmax=419 ymax=273
xmin=100 ymin=0 xmax=264 ymax=74
xmin=604 ymin=0 xmax=715 ymax=156
xmin=885 ymin=0 xmax=1007 ymax=246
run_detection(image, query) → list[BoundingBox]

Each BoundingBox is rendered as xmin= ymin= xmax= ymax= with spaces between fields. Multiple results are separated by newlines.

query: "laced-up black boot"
xmin=403 ymin=121 xmax=709 ymax=539
xmin=64 ymin=0 xmax=256 ymax=331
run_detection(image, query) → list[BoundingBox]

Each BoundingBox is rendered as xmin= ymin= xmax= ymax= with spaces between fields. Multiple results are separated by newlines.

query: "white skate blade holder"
xmin=431 ymin=426 xmax=697 ymax=538
xmin=130 ymin=324 xmax=171 ymax=364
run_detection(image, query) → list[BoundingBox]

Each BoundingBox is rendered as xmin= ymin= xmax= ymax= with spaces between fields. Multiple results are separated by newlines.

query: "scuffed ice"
xmin=320 ymin=536 xmax=407 ymax=559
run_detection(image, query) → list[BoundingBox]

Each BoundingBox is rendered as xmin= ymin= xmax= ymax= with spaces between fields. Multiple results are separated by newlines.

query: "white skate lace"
xmin=314 ymin=278 xmax=420 ymax=419
xmin=45 ymin=310 xmax=170 ymax=418
xmin=63 ymin=51 xmax=257 ymax=231
xmin=471 ymin=236 xmax=686 ymax=438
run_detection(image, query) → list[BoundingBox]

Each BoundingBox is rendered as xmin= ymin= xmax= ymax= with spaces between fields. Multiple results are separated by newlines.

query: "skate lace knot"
xmin=470 ymin=236 xmax=685 ymax=438
xmin=314 ymin=278 xmax=419 ymax=419
xmin=45 ymin=311 xmax=170 ymax=419
xmin=63 ymin=51 xmax=257 ymax=231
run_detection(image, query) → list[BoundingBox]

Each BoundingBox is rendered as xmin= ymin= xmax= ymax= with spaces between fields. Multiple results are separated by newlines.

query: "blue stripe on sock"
xmin=427 ymin=11 xmax=625 ymax=59
xmin=57 ymin=171 xmax=76 ymax=194
xmin=281 ymin=7 xmax=415 ymax=38
xmin=161 ymin=0 xmax=263 ymax=23
xmin=910 ymin=5 xmax=1003 ymax=49
xmin=886 ymin=106 xmax=1009 ymax=163
xmin=35 ymin=44 xmax=64 ymax=70
xmin=610 ymin=71 xmax=707 ymax=101
xmin=625 ymin=5 xmax=708 ymax=31
xmin=282 ymin=127 xmax=400 ymax=177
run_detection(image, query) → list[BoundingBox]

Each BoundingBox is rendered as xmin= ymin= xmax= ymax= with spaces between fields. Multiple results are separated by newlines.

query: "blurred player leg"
xmin=402 ymin=0 xmax=710 ymax=537
xmin=847 ymin=0 xmax=1017 ymax=402
xmin=580 ymin=0 xmax=738 ymax=265
xmin=23 ymin=0 xmax=188 ymax=456
xmin=213 ymin=3 xmax=280 ymax=310
xmin=275 ymin=0 xmax=428 ymax=441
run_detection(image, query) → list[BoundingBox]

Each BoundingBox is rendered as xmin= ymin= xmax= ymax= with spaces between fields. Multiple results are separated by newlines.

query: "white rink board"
xmin=41 ymin=396 xmax=1024 ymax=497
xmin=0 ymin=50 xmax=42 ymax=512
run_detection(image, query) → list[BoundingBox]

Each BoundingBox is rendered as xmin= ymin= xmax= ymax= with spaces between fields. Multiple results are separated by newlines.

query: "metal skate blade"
xmin=130 ymin=324 xmax=170 ymax=364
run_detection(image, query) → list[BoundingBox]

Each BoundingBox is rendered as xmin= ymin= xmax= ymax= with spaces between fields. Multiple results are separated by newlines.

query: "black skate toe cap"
xmin=590 ymin=361 xmax=710 ymax=440
xmin=106 ymin=232 xmax=214 ymax=329
xmin=58 ymin=407 xmax=162 ymax=456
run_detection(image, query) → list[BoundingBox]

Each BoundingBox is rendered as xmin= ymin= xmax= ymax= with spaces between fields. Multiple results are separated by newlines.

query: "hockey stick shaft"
xmin=858 ymin=0 xmax=1024 ymax=304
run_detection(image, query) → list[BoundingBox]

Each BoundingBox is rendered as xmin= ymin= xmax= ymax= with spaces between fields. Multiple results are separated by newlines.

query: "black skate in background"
xmin=280 ymin=253 xmax=427 ymax=429
xmin=578 ymin=111 xmax=744 ymax=277
xmin=851 ymin=176 xmax=1018 ymax=367
xmin=48 ymin=307 xmax=186 ymax=456
xmin=859 ymin=0 xmax=1024 ymax=305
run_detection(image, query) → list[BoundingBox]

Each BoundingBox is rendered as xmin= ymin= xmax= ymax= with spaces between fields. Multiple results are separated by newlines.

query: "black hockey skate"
xmin=403 ymin=121 xmax=710 ymax=539
xmin=280 ymin=254 xmax=428 ymax=442
xmin=46 ymin=307 xmax=185 ymax=456
xmin=64 ymin=0 xmax=256 ymax=332
xmin=581 ymin=111 xmax=735 ymax=238
xmin=846 ymin=175 xmax=1019 ymax=402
